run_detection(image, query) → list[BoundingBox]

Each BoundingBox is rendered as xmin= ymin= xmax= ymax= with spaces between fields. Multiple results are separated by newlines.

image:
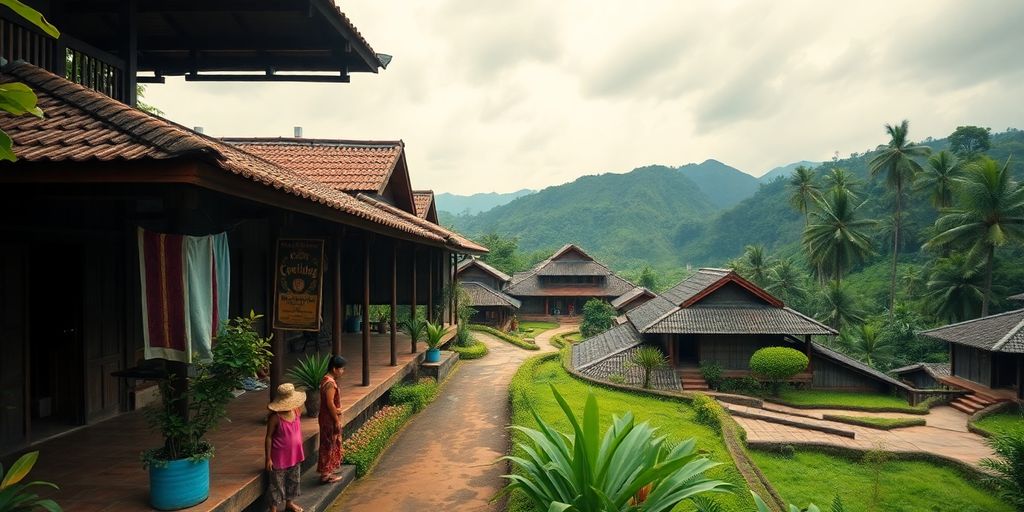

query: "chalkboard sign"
xmin=273 ymin=238 xmax=325 ymax=331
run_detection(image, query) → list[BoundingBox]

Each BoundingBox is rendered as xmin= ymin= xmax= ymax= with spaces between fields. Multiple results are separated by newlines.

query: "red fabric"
xmin=142 ymin=230 xmax=188 ymax=354
xmin=317 ymin=375 xmax=343 ymax=474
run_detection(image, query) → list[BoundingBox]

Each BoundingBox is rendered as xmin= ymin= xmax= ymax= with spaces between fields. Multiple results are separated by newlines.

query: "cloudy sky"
xmin=145 ymin=0 xmax=1024 ymax=194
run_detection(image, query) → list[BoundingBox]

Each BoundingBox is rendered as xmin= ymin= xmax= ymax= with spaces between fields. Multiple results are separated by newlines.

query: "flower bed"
xmin=469 ymin=324 xmax=538 ymax=350
xmin=343 ymin=404 xmax=415 ymax=477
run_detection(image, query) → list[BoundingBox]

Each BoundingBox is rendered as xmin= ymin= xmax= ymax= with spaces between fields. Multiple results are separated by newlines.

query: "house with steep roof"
xmin=413 ymin=190 xmax=439 ymax=223
xmin=572 ymin=268 xmax=912 ymax=396
xmin=506 ymin=244 xmax=635 ymax=320
xmin=457 ymin=258 xmax=520 ymax=329
xmin=920 ymin=309 xmax=1024 ymax=412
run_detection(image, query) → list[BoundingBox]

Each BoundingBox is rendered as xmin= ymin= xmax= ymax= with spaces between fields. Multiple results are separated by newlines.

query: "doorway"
xmin=994 ymin=355 xmax=1018 ymax=390
xmin=677 ymin=335 xmax=699 ymax=365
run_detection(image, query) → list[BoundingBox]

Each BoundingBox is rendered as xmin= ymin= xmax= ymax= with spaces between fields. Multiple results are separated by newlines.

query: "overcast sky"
xmin=145 ymin=0 xmax=1024 ymax=194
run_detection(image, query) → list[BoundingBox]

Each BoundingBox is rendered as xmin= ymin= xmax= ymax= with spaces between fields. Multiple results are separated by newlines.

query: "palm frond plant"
xmin=500 ymin=386 xmax=733 ymax=511
xmin=802 ymin=189 xmax=876 ymax=283
xmin=424 ymin=321 xmax=446 ymax=350
xmin=287 ymin=352 xmax=330 ymax=391
xmin=788 ymin=165 xmax=820 ymax=226
xmin=400 ymin=317 xmax=428 ymax=344
xmin=980 ymin=430 xmax=1024 ymax=510
xmin=631 ymin=346 xmax=669 ymax=389
xmin=0 ymin=451 xmax=61 ymax=512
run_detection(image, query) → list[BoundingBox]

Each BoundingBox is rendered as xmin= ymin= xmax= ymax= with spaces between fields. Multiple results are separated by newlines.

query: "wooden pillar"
xmin=390 ymin=244 xmax=397 ymax=366
xmin=268 ymin=217 xmax=286 ymax=400
xmin=361 ymin=236 xmax=371 ymax=386
xmin=950 ymin=343 xmax=956 ymax=376
xmin=332 ymin=234 xmax=342 ymax=356
xmin=427 ymin=249 xmax=434 ymax=324
xmin=122 ymin=0 xmax=139 ymax=106
xmin=544 ymin=297 xmax=549 ymax=316
xmin=452 ymin=253 xmax=458 ymax=327
xmin=411 ymin=246 xmax=418 ymax=353
xmin=805 ymin=335 xmax=813 ymax=373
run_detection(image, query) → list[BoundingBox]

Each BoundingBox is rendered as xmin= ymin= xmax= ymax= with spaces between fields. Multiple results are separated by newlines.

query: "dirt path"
xmin=329 ymin=326 xmax=573 ymax=512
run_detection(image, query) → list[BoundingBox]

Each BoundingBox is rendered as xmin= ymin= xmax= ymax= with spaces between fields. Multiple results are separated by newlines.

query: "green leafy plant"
xmin=451 ymin=339 xmax=488 ymax=359
xmin=580 ymin=298 xmax=616 ymax=338
xmin=286 ymin=352 xmax=330 ymax=391
xmin=424 ymin=321 xmax=445 ymax=350
xmin=691 ymin=393 xmax=723 ymax=432
xmin=0 ymin=451 xmax=60 ymax=512
xmin=342 ymin=404 xmax=413 ymax=477
xmin=399 ymin=316 xmax=428 ymax=345
xmin=389 ymin=377 xmax=439 ymax=413
xmin=749 ymin=347 xmax=809 ymax=396
xmin=630 ymin=346 xmax=668 ymax=389
xmin=143 ymin=311 xmax=272 ymax=467
xmin=980 ymin=430 xmax=1024 ymax=510
xmin=699 ymin=361 xmax=724 ymax=390
xmin=500 ymin=385 xmax=733 ymax=511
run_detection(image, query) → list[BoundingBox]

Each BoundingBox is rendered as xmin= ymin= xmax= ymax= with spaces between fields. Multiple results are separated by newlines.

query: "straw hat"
xmin=268 ymin=383 xmax=306 ymax=412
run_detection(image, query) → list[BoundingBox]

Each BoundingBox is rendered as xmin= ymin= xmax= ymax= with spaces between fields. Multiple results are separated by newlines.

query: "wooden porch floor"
xmin=936 ymin=374 xmax=1019 ymax=401
xmin=24 ymin=328 xmax=449 ymax=512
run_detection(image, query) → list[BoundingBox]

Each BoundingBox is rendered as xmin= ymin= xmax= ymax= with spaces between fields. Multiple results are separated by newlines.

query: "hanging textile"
xmin=139 ymin=228 xmax=230 ymax=363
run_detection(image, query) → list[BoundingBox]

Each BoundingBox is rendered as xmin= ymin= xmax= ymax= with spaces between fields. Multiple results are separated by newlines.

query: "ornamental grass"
xmin=342 ymin=404 xmax=414 ymax=477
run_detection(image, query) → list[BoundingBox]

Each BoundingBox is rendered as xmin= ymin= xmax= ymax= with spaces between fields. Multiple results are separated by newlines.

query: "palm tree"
xmin=766 ymin=258 xmax=808 ymax=306
xmin=899 ymin=265 xmax=924 ymax=299
xmin=868 ymin=120 xmax=931 ymax=314
xmin=916 ymin=150 xmax=962 ymax=209
xmin=841 ymin=324 xmax=893 ymax=368
xmin=630 ymin=346 xmax=668 ymax=389
xmin=823 ymin=167 xmax=860 ymax=198
xmin=740 ymin=245 xmax=771 ymax=285
xmin=802 ymin=189 xmax=877 ymax=282
xmin=926 ymin=157 xmax=1024 ymax=316
xmin=788 ymin=165 xmax=820 ymax=225
xmin=924 ymin=254 xmax=985 ymax=323
xmin=816 ymin=280 xmax=864 ymax=331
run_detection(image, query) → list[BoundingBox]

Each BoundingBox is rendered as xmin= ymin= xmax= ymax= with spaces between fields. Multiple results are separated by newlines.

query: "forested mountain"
xmin=435 ymin=189 xmax=535 ymax=215
xmin=444 ymin=165 xmax=717 ymax=269
xmin=676 ymin=159 xmax=759 ymax=208
xmin=758 ymin=160 xmax=820 ymax=183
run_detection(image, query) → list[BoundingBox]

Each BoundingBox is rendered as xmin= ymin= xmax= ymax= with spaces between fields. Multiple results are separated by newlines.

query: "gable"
xmin=693 ymin=281 xmax=773 ymax=307
xmin=551 ymin=245 xmax=593 ymax=262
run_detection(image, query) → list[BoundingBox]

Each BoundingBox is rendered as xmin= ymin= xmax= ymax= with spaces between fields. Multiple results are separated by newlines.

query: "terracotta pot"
xmin=304 ymin=388 xmax=320 ymax=418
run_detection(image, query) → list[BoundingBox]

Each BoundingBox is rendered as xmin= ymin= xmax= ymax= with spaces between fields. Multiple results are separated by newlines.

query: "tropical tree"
xmin=980 ymin=430 xmax=1024 ymax=510
xmin=840 ymin=323 xmax=893 ymax=368
xmin=788 ymin=165 xmax=820 ymax=226
xmin=766 ymin=258 xmax=808 ymax=306
xmin=802 ymin=190 xmax=876 ymax=282
xmin=949 ymin=125 xmax=992 ymax=159
xmin=501 ymin=387 xmax=733 ymax=511
xmin=899 ymin=265 xmax=924 ymax=299
xmin=638 ymin=266 xmax=657 ymax=290
xmin=816 ymin=281 xmax=865 ymax=331
xmin=476 ymin=232 xmax=522 ymax=274
xmin=822 ymin=167 xmax=860 ymax=198
xmin=868 ymin=119 xmax=931 ymax=314
xmin=738 ymin=245 xmax=771 ymax=285
xmin=630 ymin=346 xmax=668 ymax=389
xmin=924 ymin=254 xmax=986 ymax=323
xmin=926 ymin=157 xmax=1024 ymax=316
xmin=580 ymin=299 xmax=616 ymax=338
xmin=916 ymin=150 xmax=962 ymax=209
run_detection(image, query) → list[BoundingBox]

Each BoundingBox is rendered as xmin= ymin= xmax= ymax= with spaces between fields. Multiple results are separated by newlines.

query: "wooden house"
xmin=572 ymin=268 xmax=911 ymax=396
xmin=920 ymin=309 xmax=1024 ymax=412
xmin=456 ymin=258 xmax=520 ymax=329
xmin=505 ymin=244 xmax=634 ymax=320
xmin=413 ymin=190 xmax=439 ymax=223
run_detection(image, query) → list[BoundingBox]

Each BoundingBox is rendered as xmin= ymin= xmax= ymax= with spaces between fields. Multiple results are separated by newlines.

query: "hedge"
xmin=822 ymin=414 xmax=926 ymax=430
xmin=469 ymin=324 xmax=538 ymax=350
xmin=342 ymin=404 xmax=414 ymax=477
xmin=389 ymin=377 xmax=439 ymax=413
xmin=451 ymin=339 xmax=489 ymax=360
xmin=549 ymin=331 xmax=580 ymax=350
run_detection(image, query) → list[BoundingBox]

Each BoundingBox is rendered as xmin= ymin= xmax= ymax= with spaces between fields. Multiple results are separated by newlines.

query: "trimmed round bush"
xmin=749 ymin=346 xmax=809 ymax=381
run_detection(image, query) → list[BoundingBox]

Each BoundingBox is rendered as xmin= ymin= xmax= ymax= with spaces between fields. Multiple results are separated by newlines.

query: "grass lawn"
xmin=822 ymin=414 xmax=926 ymax=430
xmin=974 ymin=408 xmax=1024 ymax=436
xmin=508 ymin=355 xmax=755 ymax=512
xmin=750 ymin=449 xmax=1010 ymax=512
xmin=564 ymin=331 xmax=582 ymax=342
xmin=518 ymin=321 xmax=559 ymax=337
xmin=772 ymin=389 xmax=925 ymax=413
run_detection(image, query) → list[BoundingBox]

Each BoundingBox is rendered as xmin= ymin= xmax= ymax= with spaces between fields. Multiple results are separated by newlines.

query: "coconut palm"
xmin=823 ymin=167 xmax=860 ymax=198
xmin=816 ymin=281 xmax=865 ymax=331
xmin=788 ymin=165 xmax=820 ymax=225
xmin=916 ymin=150 xmax=962 ymax=209
xmin=841 ymin=324 xmax=893 ymax=368
xmin=630 ymin=346 xmax=668 ymax=389
xmin=868 ymin=120 xmax=931 ymax=314
xmin=926 ymin=157 xmax=1024 ymax=316
xmin=766 ymin=258 xmax=808 ymax=306
xmin=739 ymin=244 xmax=771 ymax=285
xmin=802 ymin=189 xmax=877 ymax=282
xmin=924 ymin=254 xmax=986 ymax=323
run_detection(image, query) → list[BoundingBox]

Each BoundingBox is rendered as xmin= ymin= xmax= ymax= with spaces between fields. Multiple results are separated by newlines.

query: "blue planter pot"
xmin=345 ymin=315 xmax=362 ymax=333
xmin=425 ymin=348 xmax=441 ymax=363
xmin=149 ymin=457 xmax=210 ymax=510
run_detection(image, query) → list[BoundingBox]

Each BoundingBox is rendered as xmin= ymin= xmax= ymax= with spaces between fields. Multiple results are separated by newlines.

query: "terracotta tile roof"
xmin=356 ymin=194 xmax=487 ymax=254
xmin=224 ymin=138 xmax=403 ymax=193
xmin=457 ymin=258 xmax=512 ymax=283
xmin=413 ymin=190 xmax=435 ymax=219
xmin=317 ymin=0 xmax=388 ymax=69
xmin=920 ymin=309 xmax=1024 ymax=353
xmin=462 ymin=282 xmax=521 ymax=309
xmin=0 ymin=62 xmax=454 ymax=247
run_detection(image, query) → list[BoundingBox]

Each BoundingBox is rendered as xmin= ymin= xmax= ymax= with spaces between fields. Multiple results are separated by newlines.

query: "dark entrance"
xmin=995 ymin=355 xmax=1018 ymax=389
xmin=677 ymin=335 xmax=699 ymax=365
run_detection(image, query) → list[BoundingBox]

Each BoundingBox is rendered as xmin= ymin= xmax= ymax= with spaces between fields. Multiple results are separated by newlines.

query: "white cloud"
xmin=143 ymin=0 xmax=1024 ymax=191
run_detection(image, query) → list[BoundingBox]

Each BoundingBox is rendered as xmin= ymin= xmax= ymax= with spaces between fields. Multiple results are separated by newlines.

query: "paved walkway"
xmin=730 ymin=402 xmax=994 ymax=466
xmin=329 ymin=325 xmax=573 ymax=511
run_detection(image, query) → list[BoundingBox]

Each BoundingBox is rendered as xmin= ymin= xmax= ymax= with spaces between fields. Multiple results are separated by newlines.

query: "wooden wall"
xmin=811 ymin=356 xmax=888 ymax=392
xmin=953 ymin=345 xmax=992 ymax=388
xmin=697 ymin=334 xmax=784 ymax=369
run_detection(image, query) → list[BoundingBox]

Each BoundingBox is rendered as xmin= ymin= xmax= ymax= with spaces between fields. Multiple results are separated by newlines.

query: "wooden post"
xmin=122 ymin=0 xmax=139 ymax=106
xmin=452 ymin=253 xmax=458 ymax=328
xmin=332 ymin=234 xmax=342 ymax=356
xmin=362 ymin=236 xmax=371 ymax=386
xmin=411 ymin=246 xmax=418 ymax=353
xmin=428 ymin=249 xmax=434 ymax=324
xmin=544 ymin=297 xmax=549 ymax=316
xmin=390 ymin=243 xmax=397 ymax=366
xmin=804 ymin=335 xmax=813 ymax=373
xmin=268 ymin=216 xmax=286 ymax=399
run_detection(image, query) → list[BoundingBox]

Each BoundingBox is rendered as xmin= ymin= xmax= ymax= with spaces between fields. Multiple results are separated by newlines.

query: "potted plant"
xmin=287 ymin=352 xmax=331 ymax=417
xmin=400 ymin=316 xmax=428 ymax=352
xmin=373 ymin=306 xmax=390 ymax=334
xmin=142 ymin=311 xmax=271 ymax=510
xmin=0 ymin=451 xmax=60 ymax=511
xmin=424 ymin=321 xmax=445 ymax=363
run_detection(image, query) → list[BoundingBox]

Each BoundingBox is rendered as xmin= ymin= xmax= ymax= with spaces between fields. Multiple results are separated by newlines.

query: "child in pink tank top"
xmin=266 ymin=383 xmax=307 ymax=512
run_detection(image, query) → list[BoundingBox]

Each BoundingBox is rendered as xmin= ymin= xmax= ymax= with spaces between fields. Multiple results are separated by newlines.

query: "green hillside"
xmin=676 ymin=159 xmax=760 ymax=209
xmin=445 ymin=165 xmax=716 ymax=269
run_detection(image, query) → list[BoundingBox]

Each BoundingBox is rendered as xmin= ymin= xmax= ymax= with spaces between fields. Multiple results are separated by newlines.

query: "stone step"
xmin=959 ymin=395 xmax=989 ymax=409
xmin=949 ymin=399 xmax=981 ymax=415
xmin=723 ymin=404 xmax=856 ymax=438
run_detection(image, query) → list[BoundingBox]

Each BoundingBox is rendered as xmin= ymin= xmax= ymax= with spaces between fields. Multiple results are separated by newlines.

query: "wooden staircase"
xmin=949 ymin=391 xmax=1000 ymax=415
xmin=677 ymin=367 xmax=709 ymax=391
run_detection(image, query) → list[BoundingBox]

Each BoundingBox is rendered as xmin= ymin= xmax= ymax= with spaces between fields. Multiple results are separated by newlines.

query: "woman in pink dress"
xmin=265 ymin=383 xmax=306 ymax=512
xmin=318 ymin=355 xmax=346 ymax=483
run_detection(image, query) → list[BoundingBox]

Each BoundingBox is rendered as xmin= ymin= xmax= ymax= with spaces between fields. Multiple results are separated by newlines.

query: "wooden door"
xmin=83 ymin=240 xmax=124 ymax=422
xmin=0 ymin=245 xmax=29 ymax=454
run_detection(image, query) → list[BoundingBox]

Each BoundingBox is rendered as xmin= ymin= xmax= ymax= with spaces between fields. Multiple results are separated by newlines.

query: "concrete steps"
xmin=721 ymin=403 xmax=857 ymax=438
xmin=677 ymin=368 xmax=709 ymax=391
xmin=949 ymin=392 xmax=997 ymax=415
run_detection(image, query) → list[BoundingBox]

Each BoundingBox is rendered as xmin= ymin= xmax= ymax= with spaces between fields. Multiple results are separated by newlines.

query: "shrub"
xmin=389 ymin=377 xmax=438 ymax=413
xmin=630 ymin=346 xmax=668 ymax=389
xmin=608 ymin=373 xmax=626 ymax=384
xmin=749 ymin=347 xmax=809 ymax=396
xmin=455 ymin=320 xmax=473 ymax=347
xmin=699 ymin=361 xmax=724 ymax=390
xmin=719 ymin=376 xmax=764 ymax=395
xmin=691 ymin=392 xmax=723 ymax=432
xmin=981 ymin=429 xmax=1024 ymax=509
xmin=579 ymin=299 xmax=616 ymax=338
xmin=451 ymin=339 xmax=488 ymax=360
xmin=469 ymin=324 xmax=538 ymax=350
xmin=500 ymin=386 xmax=733 ymax=511
xmin=343 ymin=404 xmax=414 ymax=476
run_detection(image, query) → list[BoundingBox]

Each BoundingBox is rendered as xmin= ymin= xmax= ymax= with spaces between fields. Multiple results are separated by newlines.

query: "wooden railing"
xmin=1 ymin=15 xmax=56 ymax=69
